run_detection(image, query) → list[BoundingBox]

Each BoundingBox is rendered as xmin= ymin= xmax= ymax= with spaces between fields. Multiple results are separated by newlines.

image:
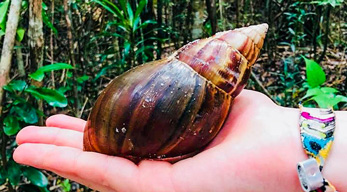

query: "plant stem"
xmin=251 ymin=71 xmax=279 ymax=105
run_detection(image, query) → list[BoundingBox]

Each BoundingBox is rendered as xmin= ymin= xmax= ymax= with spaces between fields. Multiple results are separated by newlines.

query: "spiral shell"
xmin=83 ymin=24 xmax=268 ymax=162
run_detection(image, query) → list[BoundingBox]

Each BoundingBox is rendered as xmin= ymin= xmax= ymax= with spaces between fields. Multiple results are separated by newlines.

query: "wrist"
xmin=323 ymin=111 xmax=347 ymax=189
xmin=289 ymin=107 xmax=347 ymax=191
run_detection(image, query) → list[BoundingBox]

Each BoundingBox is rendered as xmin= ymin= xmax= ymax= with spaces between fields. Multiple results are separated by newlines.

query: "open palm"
xmin=14 ymin=90 xmax=304 ymax=192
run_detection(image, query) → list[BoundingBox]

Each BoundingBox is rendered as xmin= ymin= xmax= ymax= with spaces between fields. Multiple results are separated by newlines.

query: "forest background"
xmin=0 ymin=0 xmax=346 ymax=191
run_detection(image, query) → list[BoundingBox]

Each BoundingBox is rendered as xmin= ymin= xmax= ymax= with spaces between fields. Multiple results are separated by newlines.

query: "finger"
xmin=16 ymin=126 xmax=83 ymax=149
xmin=13 ymin=143 xmax=139 ymax=192
xmin=46 ymin=114 xmax=86 ymax=132
xmin=53 ymin=170 xmax=114 ymax=192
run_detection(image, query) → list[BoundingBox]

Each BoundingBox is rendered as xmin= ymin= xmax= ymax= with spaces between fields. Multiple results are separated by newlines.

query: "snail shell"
xmin=83 ymin=24 xmax=268 ymax=163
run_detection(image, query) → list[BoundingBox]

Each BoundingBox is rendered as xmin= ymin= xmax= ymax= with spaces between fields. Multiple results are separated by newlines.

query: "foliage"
xmin=274 ymin=57 xmax=303 ymax=107
xmin=29 ymin=63 xmax=74 ymax=82
xmin=311 ymin=0 xmax=344 ymax=7
xmin=57 ymin=179 xmax=71 ymax=192
xmin=1 ymin=64 xmax=71 ymax=190
xmin=92 ymin=0 xmax=165 ymax=73
xmin=301 ymin=56 xmax=347 ymax=108
xmin=0 ymin=0 xmax=54 ymax=41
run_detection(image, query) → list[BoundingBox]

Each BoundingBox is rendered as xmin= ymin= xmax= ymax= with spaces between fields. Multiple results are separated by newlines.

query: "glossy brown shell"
xmin=83 ymin=24 xmax=268 ymax=163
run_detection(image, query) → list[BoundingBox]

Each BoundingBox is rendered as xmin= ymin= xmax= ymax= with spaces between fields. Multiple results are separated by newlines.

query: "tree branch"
xmin=0 ymin=0 xmax=22 ymax=113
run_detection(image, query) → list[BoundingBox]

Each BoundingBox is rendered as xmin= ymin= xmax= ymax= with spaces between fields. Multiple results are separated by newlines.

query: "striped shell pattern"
xmin=83 ymin=24 xmax=268 ymax=162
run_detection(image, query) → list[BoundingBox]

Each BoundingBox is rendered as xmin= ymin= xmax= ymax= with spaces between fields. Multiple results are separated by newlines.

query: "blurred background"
xmin=0 ymin=0 xmax=346 ymax=191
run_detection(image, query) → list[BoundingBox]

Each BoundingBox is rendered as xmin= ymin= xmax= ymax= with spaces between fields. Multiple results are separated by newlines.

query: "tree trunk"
xmin=16 ymin=41 xmax=25 ymax=77
xmin=184 ymin=0 xmax=193 ymax=44
xmin=235 ymin=0 xmax=239 ymax=27
xmin=219 ymin=0 xmax=224 ymax=31
xmin=50 ymin=0 xmax=55 ymax=89
xmin=64 ymin=0 xmax=80 ymax=115
xmin=318 ymin=5 xmax=331 ymax=63
xmin=29 ymin=0 xmax=44 ymax=72
xmin=171 ymin=1 xmax=179 ymax=49
xmin=206 ymin=0 xmax=217 ymax=34
xmin=0 ymin=0 xmax=22 ymax=113
xmin=157 ymin=0 xmax=163 ymax=58
xmin=29 ymin=0 xmax=44 ymax=125
xmin=140 ymin=0 xmax=155 ymax=62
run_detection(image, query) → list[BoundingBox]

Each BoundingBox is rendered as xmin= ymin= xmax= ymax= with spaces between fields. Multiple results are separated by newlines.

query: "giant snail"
xmin=83 ymin=24 xmax=269 ymax=163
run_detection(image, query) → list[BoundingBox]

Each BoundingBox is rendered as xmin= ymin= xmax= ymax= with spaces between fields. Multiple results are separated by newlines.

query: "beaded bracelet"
xmin=297 ymin=105 xmax=337 ymax=192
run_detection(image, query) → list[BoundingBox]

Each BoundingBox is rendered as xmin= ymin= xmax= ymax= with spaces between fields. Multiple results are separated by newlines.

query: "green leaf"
xmin=320 ymin=87 xmax=338 ymax=94
xmin=42 ymin=2 xmax=48 ymax=10
xmin=6 ymin=80 xmax=27 ymax=92
xmin=42 ymin=2 xmax=58 ymax=35
xmin=42 ymin=11 xmax=58 ymax=35
xmin=302 ymin=87 xmax=323 ymax=100
xmin=94 ymin=65 xmax=117 ymax=81
xmin=23 ymin=167 xmax=48 ymax=188
xmin=134 ymin=0 xmax=147 ymax=20
xmin=134 ymin=20 xmax=156 ymax=32
xmin=329 ymin=95 xmax=347 ymax=107
xmin=7 ymin=160 xmax=21 ymax=186
xmin=123 ymin=41 xmax=131 ymax=57
xmin=59 ymin=179 xmax=71 ymax=192
xmin=57 ymin=86 xmax=71 ymax=94
xmin=311 ymin=0 xmax=343 ymax=7
xmin=29 ymin=63 xmax=74 ymax=82
xmin=25 ymin=87 xmax=68 ymax=108
xmin=21 ymin=0 xmax=28 ymax=10
xmin=119 ymin=0 xmax=127 ymax=13
xmin=16 ymin=28 xmax=25 ymax=42
xmin=0 ymin=168 xmax=6 ymax=185
xmin=11 ymin=106 xmax=38 ymax=124
xmin=93 ymin=0 xmax=116 ymax=15
xmin=311 ymin=94 xmax=347 ymax=108
xmin=302 ymin=56 xmax=326 ymax=88
xmin=311 ymin=94 xmax=330 ymax=108
xmin=77 ymin=75 xmax=90 ymax=84
xmin=92 ymin=0 xmax=124 ymax=21
xmin=3 ymin=116 xmax=20 ymax=136
xmin=126 ymin=2 xmax=134 ymax=26
xmin=288 ymin=28 xmax=295 ymax=35
xmin=0 ymin=0 xmax=9 ymax=30
xmin=133 ymin=16 xmax=140 ymax=31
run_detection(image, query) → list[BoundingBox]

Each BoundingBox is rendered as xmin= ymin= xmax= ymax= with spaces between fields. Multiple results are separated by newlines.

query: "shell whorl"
xmin=175 ymin=23 xmax=268 ymax=96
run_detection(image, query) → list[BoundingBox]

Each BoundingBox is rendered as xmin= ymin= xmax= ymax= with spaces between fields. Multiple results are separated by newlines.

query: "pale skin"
xmin=13 ymin=90 xmax=347 ymax=192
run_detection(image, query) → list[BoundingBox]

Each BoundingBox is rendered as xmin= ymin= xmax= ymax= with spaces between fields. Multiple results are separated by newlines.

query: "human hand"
xmin=14 ymin=90 xmax=314 ymax=191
